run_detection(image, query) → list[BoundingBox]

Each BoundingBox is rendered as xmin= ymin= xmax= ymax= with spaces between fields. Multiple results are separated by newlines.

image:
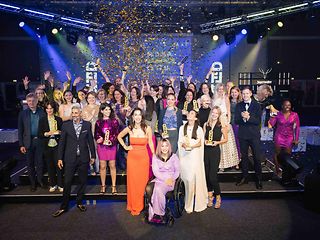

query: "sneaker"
xmin=58 ymin=186 xmax=64 ymax=192
xmin=49 ymin=185 xmax=57 ymax=192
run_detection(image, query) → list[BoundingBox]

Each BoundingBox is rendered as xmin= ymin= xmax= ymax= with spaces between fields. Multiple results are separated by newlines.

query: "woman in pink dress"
xmin=268 ymin=100 xmax=300 ymax=175
xmin=95 ymin=103 xmax=120 ymax=194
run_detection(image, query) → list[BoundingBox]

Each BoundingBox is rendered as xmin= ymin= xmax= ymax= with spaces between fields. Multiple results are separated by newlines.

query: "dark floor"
xmin=0 ymin=196 xmax=320 ymax=240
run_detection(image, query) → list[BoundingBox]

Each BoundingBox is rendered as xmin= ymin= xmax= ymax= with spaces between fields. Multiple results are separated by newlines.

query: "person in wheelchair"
xmin=147 ymin=139 xmax=180 ymax=222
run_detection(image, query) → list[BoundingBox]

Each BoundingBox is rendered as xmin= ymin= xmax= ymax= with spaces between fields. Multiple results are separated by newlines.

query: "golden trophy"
xmin=183 ymin=101 xmax=188 ymax=111
xmin=103 ymin=130 xmax=112 ymax=146
xmin=154 ymin=120 xmax=159 ymax=133
xmin=162 ymin=124 xmax=169 ymax=139
xmin=193 ymin=100 xmax=199 ymax=112
xmin=124 ymin=96 xmax=129 ymax=108
xmin=207 ymin=128 xmax=213 ymax=145
xmin=184 ymin=135 xmax=192 ymax=151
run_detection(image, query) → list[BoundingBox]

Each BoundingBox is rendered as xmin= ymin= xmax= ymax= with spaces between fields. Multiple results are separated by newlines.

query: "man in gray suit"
xmin=18 ymin=93 xmax=46 ymax=191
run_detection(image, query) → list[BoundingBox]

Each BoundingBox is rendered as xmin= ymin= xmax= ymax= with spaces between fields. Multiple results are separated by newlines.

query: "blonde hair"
xmin=206 ymin=106 xmax=222 ymax=128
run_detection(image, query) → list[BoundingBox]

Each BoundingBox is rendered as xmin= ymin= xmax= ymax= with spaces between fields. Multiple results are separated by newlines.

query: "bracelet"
xmin=180 ymin=74 xmax=184 ymax=76
xmin=122 ymin=69 xmax=127 ymax=72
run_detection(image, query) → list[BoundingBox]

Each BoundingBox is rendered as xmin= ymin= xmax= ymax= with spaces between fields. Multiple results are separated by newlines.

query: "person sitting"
xmin=147 ymin=139 xmax=180 ymax=221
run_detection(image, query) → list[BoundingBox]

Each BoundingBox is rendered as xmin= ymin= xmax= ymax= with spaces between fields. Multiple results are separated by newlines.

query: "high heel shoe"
xmin=100 ymin=185 xmax=106 ymax=195
xmin=214 ymin=195 xmax=221 ymax=209
xmin=112 ymin=185 xmax=117 ymax=195
xmin=207 ymin=194 xmax=214 ymax=208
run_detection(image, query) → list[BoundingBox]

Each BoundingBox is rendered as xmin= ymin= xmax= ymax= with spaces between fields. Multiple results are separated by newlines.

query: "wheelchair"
xmin=143 ymin=177 xmax=185 ymax=227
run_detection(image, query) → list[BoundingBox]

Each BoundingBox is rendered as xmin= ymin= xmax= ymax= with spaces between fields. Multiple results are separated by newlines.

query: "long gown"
xmin=127 ymin=137 xmax=150 ymax=215
xmin=178 ymin=125 xmax=207 ymax=213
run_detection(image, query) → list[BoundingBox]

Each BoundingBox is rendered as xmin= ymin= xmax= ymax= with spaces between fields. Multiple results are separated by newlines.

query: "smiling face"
xmin=282 ymin=100 xmax=291 ymax=112
xmin=202 ymin=84 xmax=209 ymax=95
xmin=101 ymin=106 xmax=111 ymax=118
xmin=160 ymin=140 xmax=170 ymax=155
xmin=242 ymin=89 xmax=252 ymax=102
xmin=87 ymin=93 xmax=96 ymax=105
xmin=35 ymin=89 xmax=45 ymax=101
xmin=231 ymin=88 xmax=240 ymax=100
xmin=185 ymin=91 xmax=193 ymax=102
xmin=187 ymin=110 xmax=197 ymax=122
xmin=26 ymin=96 xmax=38 ymax=110
xmin=132 ymin=109 xmax=142 ymax=124
xmin=114 ymin=90 xmax=122 ymax=103
xmin=150 ymin=87 xmax=157 ymax=98
xmin=71 ymin=107 xmax=81 ymax=122
xmin=217 ymin=85 xmax=225 ymax=96
xmin=46 ymin=104 xmax=54 ymax=116
xmin=201 ymin=95 xmax=211 ymax=108
xmin=166 ymin=94 xmax=176 ymax=107
xmin=64 ymin=91 xmax=73 ymax=103
xmin=211 ymin=108 xmax=220 ymax=120
xmin=188 ymin=83 xmax=196 ymax=92
xmin=97 ymin=90 xmax=106 ymax=101
xmin=78 ymin=91 xmax=86 ymax=101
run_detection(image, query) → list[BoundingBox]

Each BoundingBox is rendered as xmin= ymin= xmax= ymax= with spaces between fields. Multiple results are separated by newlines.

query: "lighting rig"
xmin=0 ymin=2 xmax=104 ymax=33
xmin=200 ymin=1 xmax=320 ymax=33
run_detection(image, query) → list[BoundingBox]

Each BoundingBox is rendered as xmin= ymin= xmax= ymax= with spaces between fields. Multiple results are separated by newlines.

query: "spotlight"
xmin=46 ymin=24 xmax=59 ymax=44
xmin=277 ymin=21 xmax=284 ymax=28
xmin=19 ymin=22 xmax=25 ymax=27
xmin=212 ymin=34 xmax=219 ymax=41
xmin=224 ymin=29 xmax=235 ymax=45
xmin=241 ymin=29 xmax=247 ymax=35
xmin=88 ymin=36 xmax=93 ymax=41
xmin=51 ymin=28 xmax=58 ymax=34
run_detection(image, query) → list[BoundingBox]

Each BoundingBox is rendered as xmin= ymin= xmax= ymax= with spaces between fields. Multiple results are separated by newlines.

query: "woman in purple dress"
xmin=95 ymin=103 xmax=120 ymax=194
xmin=269 ymin=100 xmax=300 ymax=175
xmin=148 ymin=139 xmax=180 ymax=221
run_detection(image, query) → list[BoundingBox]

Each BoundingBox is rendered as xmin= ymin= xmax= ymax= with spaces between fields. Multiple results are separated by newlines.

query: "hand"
xmin=210 ymin=65 xmax=215 ymax=73
xmin=123 ymin=66 xmax=129 ymax=71
xmin=125 ymin=145 xmax=133 ymax=151
xmin=186 ymin=75 xmax=192 ymax=84
xmin=44 ymin=71 xmax=51 ymax=80
xmin=179 ymin=63 xmax=184 ymax=71
xmin=22 ymin=76 xmax=30 ymax=87
xmin=20 ymin=146 xmax=27 ymax=154
xmin=181 ymin=143 xmax=187 ymax=149
xmin=182 ymin=110 xmax=188 ymax=116
xmin=212 ymin=141 xmax=218 ymax=146
xmin=97 ymin=137 xmax=103 ymax=144
xmin=73 ymin=76 xmax=82 ymax=85
xmin=66 ymin=71 xmax=71 ymax=80
xmin=292 ymin=140 xmax=299 ymax=146
xmin=57 ymin=160 xmax=63 ymax=169
xmin=169 ymin=76 xmax=176 ymax=83
xmin=165 ymin=178 xmax=174 ymax=186
xmin=90 ymin=158 xmax=95 ymax=165
xmin=63 ymin=81 xmax=69 ymax=90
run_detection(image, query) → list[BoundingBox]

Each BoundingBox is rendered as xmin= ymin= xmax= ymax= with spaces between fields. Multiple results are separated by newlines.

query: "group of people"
xmin=17 ymin=64 xmax=300 ymax=220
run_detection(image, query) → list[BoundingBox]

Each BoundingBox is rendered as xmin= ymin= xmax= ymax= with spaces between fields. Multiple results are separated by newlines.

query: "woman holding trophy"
xmin=178 ymin=110 xmax=207 ymax=213
xmin=203 ymin=106 xmax=228 ymax=209
xmin=95 ymin=103 xmax=120 ymax=194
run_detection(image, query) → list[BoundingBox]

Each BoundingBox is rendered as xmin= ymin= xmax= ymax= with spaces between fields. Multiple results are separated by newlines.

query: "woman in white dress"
xmin=212 ymin=83 xmax=239 ymax=171
xmin=178 ymin=110 xmax=207 ymax=213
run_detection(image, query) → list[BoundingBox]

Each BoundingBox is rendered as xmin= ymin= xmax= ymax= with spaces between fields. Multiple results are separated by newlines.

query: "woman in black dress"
xmin=203 ymin=106 xmax=228 ymax=209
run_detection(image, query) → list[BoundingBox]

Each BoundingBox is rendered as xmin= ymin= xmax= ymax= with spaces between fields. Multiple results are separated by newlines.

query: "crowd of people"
xmin=17 ymin=64 xmax=301 ymax=219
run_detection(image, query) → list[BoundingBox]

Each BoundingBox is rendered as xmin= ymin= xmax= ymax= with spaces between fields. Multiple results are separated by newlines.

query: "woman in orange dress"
xmin=118 ymin=107 xmax=155 ymax=216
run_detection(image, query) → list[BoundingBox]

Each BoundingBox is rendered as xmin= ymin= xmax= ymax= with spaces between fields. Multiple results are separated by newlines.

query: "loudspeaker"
xmin=278 ymin=151 xmax=303 ymax=185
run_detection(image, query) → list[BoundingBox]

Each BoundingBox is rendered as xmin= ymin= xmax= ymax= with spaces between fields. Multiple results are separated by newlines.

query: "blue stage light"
xmin=241 ymin=29 xmax=247 ymax=35
xmin=19 ymin=22 xmax=25 ymax=27
xmin=88 ymin=36 xmax=93 ymax=41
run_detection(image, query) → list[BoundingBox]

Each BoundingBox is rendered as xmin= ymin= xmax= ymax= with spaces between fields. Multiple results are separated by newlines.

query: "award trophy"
xmin=207 ymin=129 xmax=213 ymax=145
xmin=154 ymin=120 xmax=159 ymax=133
xmin=193 ymin=100 xmax=199 ymax=112
xmin=184 ymin=135 xmax=192 ymax=151
xmin=124 ymin=96 xmax=129 ymax=108
xmin=183 ymin=101 xmax=188 ymax=111
xmin=162 ymin=124 xmax=169 ymax=139
xmin=103 ymin=130 xmax=112 ymax=146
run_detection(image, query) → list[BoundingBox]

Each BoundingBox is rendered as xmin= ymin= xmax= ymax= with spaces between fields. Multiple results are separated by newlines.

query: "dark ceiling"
xmin=2 ymin=0 xmax=310 ymax=33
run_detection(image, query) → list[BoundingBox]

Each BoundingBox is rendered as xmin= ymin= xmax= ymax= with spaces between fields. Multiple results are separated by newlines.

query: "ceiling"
xmin=3 ymin=0 xmax=309 ymax=33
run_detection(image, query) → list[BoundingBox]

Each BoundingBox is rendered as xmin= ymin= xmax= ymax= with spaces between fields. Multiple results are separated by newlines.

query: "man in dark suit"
xmin=18 ymin=93 xmax=46 ymax=191
xmin=235 ymin=87 xmax=263 ymax=189
xmin=52 ymin=104 xmax=96 ymax=217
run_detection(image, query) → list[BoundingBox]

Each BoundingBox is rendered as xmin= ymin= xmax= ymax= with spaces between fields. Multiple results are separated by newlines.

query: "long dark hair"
xmin=183 ymin=110 xmax=199 ymax=140
xmin=162 ymin=85 xmax=175 ymax=99
xmin=144 ymin=95 xmax=155 ymax=121
xmin=98 ymin=102 xmax=115 ymax=120
xmin=113 ymin=87 xmax=125 ymax=105
xmin=197 ymin=82 xmax=213 ymax=99
xmin=129 ymin=107 xmax=147 ymax=134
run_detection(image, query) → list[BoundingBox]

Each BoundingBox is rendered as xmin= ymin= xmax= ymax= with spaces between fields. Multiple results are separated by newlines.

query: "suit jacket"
xmin=235 ymin=100 xmax=262 ymax=140
xmin=38 ymin=115 xmax=63 ymax=147
xmin=158 ymin=107 xmax=183 ymax=133
xmin=18 ymin=107 xmax=46 ymax=149
xmin=57 ymin=120 xmax=96 ymax=165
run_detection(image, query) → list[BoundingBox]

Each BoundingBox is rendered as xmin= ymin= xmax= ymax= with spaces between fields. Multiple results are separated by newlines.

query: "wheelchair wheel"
xmin=174 ymin=178 xmax=185 ymax=217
